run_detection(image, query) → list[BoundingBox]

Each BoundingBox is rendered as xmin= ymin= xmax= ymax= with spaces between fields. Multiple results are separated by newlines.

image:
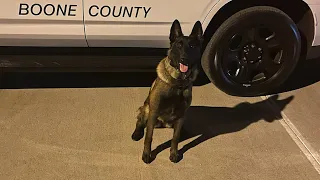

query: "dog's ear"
xmin=190 ymin=21 xmax=203 ymax=43
xmin=170 ymin=19 xmax=183 ymax=43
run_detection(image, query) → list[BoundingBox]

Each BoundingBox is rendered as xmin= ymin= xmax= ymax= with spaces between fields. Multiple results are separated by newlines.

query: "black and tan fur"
xmin=131 ymin=19 xmax=204 ymax=164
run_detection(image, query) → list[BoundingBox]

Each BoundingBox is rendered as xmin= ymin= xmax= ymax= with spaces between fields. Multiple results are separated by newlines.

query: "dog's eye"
xmin=177 ymin=42 xmax=182 ymax=48
xmin=190 ymin=45 xmax=195 ymax=48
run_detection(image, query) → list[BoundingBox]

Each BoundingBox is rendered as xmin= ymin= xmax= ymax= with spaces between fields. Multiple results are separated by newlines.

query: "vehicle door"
xmin=83 ymin=0 xmax=216 ymax=48
xmin=0 ymin=0 xmax=87 ymax=47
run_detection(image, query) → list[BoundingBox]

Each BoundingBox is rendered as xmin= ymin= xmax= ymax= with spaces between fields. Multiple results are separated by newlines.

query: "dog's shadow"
xmin=151 ymin=94 xmax=294 ymax=162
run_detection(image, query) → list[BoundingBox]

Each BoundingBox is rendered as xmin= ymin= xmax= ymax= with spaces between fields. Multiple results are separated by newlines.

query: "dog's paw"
xmin=142 ymin=152 xmax=153 ymax=164
xmin=169 ymin=151 xmax=181 ymax=163
xmin=131 ymin=130 xmax=144 ymax=141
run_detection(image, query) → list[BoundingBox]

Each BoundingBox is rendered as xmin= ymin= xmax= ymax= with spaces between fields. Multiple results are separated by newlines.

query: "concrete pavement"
xmin=0 ymin=71 xmax=319 ymax=179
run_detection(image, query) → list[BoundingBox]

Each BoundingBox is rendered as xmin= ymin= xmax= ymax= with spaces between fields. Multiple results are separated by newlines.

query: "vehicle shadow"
xmin=268 ymin=57 xmax=320 ymax=94
xmin=0 ymin=70 xmax=209 ymax=89
xmin=0 ymin=56 xmax=317 ymax=92
xmin=149 ymin=94 xmax=294 ymax=163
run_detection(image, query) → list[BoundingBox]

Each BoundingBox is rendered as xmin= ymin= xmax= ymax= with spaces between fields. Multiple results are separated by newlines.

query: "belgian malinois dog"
xmin=131 ymin=19 xmax=204 ymax=164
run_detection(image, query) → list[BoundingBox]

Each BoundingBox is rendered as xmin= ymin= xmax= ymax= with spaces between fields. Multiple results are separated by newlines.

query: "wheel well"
xmin=203 ymin=0 xmax=315 ymax=58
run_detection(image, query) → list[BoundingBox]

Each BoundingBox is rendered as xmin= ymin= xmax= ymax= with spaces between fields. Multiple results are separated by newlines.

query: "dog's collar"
xmin=156 ymin=57 xmax=197 ymax=89
xmin=163 ymin=58 xmax=193 ymax=89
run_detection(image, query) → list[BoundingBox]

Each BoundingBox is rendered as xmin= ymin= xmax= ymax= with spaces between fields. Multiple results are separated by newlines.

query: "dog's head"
xmin=168 ymin=19 xmax=203 ymax=74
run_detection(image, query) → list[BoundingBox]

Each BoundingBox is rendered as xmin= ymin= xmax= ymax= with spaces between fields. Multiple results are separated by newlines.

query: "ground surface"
xmin=0 ymin=57 xmax=319 ymax=180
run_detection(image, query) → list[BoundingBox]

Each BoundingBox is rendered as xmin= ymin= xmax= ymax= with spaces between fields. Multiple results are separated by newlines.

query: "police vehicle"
xmin=0 ymin=0 xmax=319 ymax=96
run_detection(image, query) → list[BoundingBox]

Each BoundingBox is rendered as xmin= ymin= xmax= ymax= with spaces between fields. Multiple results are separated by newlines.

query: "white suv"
xmin=0 ymin=0 xmax=319 ymax=96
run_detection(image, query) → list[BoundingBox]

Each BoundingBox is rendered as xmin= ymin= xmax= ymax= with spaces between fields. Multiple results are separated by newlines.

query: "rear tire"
xmin=201 ymin=6 xmax=301 ymax=96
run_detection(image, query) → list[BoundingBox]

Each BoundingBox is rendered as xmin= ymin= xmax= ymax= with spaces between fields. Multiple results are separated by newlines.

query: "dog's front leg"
xmin=170 ymin=118 xmax=184 ymax=163
xmin=142 ymin=111 xmax=157 ymax=164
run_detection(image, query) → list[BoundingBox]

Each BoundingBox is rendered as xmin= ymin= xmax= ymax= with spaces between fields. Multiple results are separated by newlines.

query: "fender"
xmin=200 ymin=0 xmax=231 ymax=32
xmin=201 ymin=0 xmax=319 ymax=46
xmin=303 ymin=0 xmax=320 ymax=5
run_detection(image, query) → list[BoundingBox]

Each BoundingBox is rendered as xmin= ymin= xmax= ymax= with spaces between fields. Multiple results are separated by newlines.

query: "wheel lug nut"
xmin=251 ymin=44 xmax=255 ymax=48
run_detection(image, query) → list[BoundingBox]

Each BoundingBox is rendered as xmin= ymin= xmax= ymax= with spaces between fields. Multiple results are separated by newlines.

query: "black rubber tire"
xmin=201 ymin=6 xmax=301 ymax=97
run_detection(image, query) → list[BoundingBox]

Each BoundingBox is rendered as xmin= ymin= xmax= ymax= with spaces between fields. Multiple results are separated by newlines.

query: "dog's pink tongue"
xmin=179 ymin=63 xmax=188 ymax=73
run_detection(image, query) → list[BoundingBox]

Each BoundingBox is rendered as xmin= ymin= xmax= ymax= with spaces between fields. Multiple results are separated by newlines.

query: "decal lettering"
xmin=123 ymin=7 xmax=133 ymax=17
xmin=134 ymin=7 xmax=142 ymax=18
xmin=68 ymin=5 xmax=77 ymax=16
xmin=89 ymin=5 xmax=99 ymax=17
xmin=143 ymin=7 xmax=151 ymax=18
xmin=57 ymin=5 xmax=67 ymax=16
xmin=112 ymin=6 xmax=122 ymax=18
xmin=100 ymin=6 xmax=111 ymax=17
xmin=31 ymin=4 xmax=42 ymax=16
xmin=18 ymin=3 xmax=151 ymax=18
xmin=19 ymin=3 xmax=29 ymax=15
xmin=88 ymin=5 xmax=152 ymax=18
xmin=18 ymin=3 xmax=77 ymax=16
xmin=43 ymin=4 xmax=55 ymax=16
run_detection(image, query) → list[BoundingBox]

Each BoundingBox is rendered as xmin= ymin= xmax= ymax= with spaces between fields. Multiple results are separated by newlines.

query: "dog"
xmin=131 ymin=19 xmax=204 ymax=164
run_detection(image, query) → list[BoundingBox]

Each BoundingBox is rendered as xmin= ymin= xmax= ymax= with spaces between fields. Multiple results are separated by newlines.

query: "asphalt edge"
xmin=261 ymin=95 xmax=320 ymax=175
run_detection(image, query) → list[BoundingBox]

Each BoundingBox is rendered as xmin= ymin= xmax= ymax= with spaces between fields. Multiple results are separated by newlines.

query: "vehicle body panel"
xmin=83 ymin=0 xmax=215 ymax=48
xmin=303 ymin=0 xmax=320 ymax=5
xmin=0 ymin=0 xmax=87 ymax=47
xmin=84 ymin=0 xmax=320 ymax=48
xmin=0 ymin=0 xmax=318 ymax=47
xmin=309 ymin=4 xmax=320 ymax=46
